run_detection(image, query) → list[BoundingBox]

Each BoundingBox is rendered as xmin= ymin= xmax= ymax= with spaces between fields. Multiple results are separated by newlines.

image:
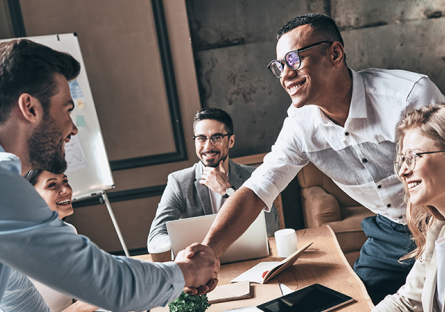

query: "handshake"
xmin=174 ymin=243 xmax=220 ymax=295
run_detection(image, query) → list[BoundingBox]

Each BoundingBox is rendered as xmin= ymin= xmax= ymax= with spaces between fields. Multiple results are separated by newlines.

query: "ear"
xmin=330 ymin=42 xmax=345 ymax=68
xmin=229 ymin=134 xmax=235 ymax=148
xmin=17 ymin=93 xmax=44 ymax=124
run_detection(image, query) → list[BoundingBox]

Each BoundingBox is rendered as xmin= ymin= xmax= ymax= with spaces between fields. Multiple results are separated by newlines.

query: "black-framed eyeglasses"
xmin=193 ymin=133 xmax=231 ymax=146
xmin=394 ymin=149 xmax=445 ymax=174
xmin=267 ymin=41 xmax=333 ymax=78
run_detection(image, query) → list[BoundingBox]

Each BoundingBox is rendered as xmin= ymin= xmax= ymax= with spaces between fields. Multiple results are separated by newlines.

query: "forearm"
xmin=203 ymin=187 xmax=265 ymax=258
xmin=0 ymin=172 xmax=185 ymax=311
xmin=0 ymin=218 xmax=184 ymax=311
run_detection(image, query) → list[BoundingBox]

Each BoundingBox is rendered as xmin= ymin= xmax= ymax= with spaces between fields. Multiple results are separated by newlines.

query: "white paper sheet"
xmin=223 ymin=307 xmax=263 ymax=312
xmin=231 ymin=262 xmax=281 ymax=284
xmin=65 ymin=135 xmax=88 ymax=173
xmin=279 ymin=283 xmax=294 ymax=295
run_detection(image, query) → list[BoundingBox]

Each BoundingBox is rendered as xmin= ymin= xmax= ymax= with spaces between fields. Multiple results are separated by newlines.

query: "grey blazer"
xmin=148 ymin=159 xmax=280 ymax=249
xmin=373 ymin=220 xmax=445 ymax=312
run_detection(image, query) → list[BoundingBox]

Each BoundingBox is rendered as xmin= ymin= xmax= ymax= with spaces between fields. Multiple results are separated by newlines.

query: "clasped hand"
xmin=174 ymin=243 xmax=220 ymax=295
xmin=199 ymin=161 xmax=230 ymax=195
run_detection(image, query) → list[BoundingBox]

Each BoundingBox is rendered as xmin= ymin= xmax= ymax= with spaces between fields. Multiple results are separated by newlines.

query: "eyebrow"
xmin=195 ymin=133 xmax=224 ymax=137
xmin=45 ymin=178 xmax=57 ymax=183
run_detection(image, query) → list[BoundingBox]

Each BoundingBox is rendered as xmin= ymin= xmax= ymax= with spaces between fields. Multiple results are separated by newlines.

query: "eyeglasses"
xmin=193 ymin=133 xmax=230 ymax=146
xmin=394 ymin=149 xmax=445 ymax=174
xmin=267 ymin=41 xmax=333 ymax=78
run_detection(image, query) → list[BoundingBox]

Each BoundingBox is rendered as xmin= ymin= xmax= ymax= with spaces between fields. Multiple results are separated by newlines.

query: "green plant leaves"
xmin=168 ymin=292 xmax=211 ymax=312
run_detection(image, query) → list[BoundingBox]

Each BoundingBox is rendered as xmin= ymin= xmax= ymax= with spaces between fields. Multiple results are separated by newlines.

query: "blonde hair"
xmin=396 ymin=104 xmax=445 ymax=260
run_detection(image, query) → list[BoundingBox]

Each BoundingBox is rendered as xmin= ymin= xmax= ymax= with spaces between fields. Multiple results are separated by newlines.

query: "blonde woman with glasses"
xmin=374 ymin=104 xmax=445 ymax=311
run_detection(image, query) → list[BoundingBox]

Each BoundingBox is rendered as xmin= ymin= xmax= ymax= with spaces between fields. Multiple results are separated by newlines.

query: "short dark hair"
xmin=23 ymin=169 xmax=44 ymax=186
xmin=193 ymin=108 xmax=234 ymax=135
xmin=277 ymin=13 xmax=344 ymax=50
xmin=0 ymin=39 xmax=80 ymax=124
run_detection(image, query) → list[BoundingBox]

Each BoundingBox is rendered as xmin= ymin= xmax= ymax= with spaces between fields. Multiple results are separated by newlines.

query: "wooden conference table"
xmin=133 ymin=225 xmax=374 ymax=311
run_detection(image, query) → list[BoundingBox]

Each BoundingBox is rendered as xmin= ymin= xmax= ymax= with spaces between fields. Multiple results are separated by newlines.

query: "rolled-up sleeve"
xmin=243 ymin=117 xmax=309 ymax=210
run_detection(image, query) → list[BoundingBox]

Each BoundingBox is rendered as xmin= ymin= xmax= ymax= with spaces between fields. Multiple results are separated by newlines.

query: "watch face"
xmin=226 ymin=187 xmax=235 ymax=196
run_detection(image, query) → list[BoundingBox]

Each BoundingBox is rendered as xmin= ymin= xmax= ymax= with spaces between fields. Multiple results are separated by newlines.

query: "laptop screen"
xmin=166 ymin=211 xmax=269 ymax=264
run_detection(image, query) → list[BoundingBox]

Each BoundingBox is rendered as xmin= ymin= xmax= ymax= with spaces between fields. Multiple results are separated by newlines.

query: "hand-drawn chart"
xmin=65 ymin=135 xmax=88 ymax=173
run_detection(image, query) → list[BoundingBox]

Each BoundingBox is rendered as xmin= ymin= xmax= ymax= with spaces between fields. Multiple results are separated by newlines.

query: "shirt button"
xmin=377 ymin=185 xmax=382 ymax=189
xmin=362 ymin=158 xmax=368 ymax=163
xmin=387 ymin=204 xmax=391 ymax=207
xmin=345 ymin=132 xmax=349 ymax=136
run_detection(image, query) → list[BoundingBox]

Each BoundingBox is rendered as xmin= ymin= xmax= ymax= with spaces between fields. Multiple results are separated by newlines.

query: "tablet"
xmin=257 ymin=284 xmax=353 ymax=312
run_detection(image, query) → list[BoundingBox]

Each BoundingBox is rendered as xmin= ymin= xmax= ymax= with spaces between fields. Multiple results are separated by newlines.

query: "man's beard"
xmin=27 ymin=114 xmax=67 ymax=174
xmin=203 ymin=153 xmax=228 ymax=168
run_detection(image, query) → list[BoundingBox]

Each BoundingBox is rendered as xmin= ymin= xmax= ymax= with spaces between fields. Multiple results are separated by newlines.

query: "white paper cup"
xmin=274 ymin=229 xmax=298 ymax=258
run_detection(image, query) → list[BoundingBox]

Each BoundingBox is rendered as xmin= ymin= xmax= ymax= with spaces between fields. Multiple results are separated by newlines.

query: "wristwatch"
xmin=223 ymin=186 xmax=236 ymax=198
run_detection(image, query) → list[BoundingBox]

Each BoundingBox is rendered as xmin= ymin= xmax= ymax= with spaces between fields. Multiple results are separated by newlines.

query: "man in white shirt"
xmin=148 ymin=108 xmax=280 ymax=252
xmin=0 ymin=38 xmax=218 ymax=311
xmin=199 ymin=13 xmax=445 ymax=304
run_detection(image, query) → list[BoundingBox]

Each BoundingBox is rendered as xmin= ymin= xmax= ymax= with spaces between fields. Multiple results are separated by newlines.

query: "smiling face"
xmin=276 ymin=25 xmax=335 ymax=109
xmin=34 ymin=171 xmax=74 ymax=219
xmin=194 ymin=119 xmax=235 ymax=167
xmin=400 ymin=128 xmax=445 ymax=216
xmin=27 ymin=73 xmax=78 ymax=174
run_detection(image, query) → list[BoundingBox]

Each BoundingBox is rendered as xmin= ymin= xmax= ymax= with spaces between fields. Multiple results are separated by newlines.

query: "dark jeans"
xmin=354 ymin=215 xmax=415 ymax=305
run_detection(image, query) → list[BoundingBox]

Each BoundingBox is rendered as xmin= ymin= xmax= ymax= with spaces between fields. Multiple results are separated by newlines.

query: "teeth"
xmin=57 ymin=199 xmax=70 ymax=205
xmin=408 ymin=182 xmax=420 ymax=189
xmin=289 ymin=84 xmax=302 ymax=92
xmin=204 ymin=153 xmax=216 ymax=157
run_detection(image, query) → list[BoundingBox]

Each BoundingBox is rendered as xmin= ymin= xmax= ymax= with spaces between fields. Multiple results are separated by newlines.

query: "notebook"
xmin=166 ymin=211 xmax=269 ymax=264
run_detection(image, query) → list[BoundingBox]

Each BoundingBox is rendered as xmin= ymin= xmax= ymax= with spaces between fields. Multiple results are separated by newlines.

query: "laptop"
xmin=166 ymin=211 xmax=269 ymax=264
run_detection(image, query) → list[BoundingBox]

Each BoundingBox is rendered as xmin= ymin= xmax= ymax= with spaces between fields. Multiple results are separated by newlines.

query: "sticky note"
xmin=76 ymin=99 xmax=85 ymax=108
xmin=76 ymin=115 xmax=85 ymax=127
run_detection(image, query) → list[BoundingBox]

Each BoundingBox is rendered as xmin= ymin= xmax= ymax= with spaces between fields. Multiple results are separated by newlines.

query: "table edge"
xmin=324 ymin=225 xmax=374 ymax=309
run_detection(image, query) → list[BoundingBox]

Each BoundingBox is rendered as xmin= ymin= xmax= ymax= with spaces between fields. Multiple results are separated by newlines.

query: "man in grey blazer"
xmin=148 ymin=108 xmax=280 ymax=251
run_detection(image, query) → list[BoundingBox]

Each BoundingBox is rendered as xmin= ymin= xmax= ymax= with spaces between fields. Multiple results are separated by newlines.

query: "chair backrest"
xmin=297 ymin=162 xmax=360 ymax=208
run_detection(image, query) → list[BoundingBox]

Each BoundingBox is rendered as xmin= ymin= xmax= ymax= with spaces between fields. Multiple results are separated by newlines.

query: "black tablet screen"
xmin=257 ymin=284 xmax=353 ymax=312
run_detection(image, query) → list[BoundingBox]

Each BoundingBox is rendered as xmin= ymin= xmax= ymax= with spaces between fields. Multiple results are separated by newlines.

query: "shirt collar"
xmin=288 ymin=68 xmax=367 ymax=126
xmin=0 ymin=144 xmax=21 ymax=174
xmin=348 ymin=68 xmax=367 ymax=119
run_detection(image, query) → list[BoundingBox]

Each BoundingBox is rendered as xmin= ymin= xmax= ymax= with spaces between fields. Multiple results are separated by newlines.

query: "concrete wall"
xmin=187 ymin=0 xmax=445 ymax=157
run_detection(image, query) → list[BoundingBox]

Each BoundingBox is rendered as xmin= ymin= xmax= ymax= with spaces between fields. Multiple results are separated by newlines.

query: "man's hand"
xmin=200 ymin=160 xmax=231 ymax=195
xmin=62 ymin=300 xmax=98 ymax=312
xmin=175 ymin=243 xmax=220 ymax=296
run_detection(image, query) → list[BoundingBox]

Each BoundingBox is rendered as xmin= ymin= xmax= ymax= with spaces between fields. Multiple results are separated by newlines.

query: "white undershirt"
xmin=209 ymin=188 xmax=228 ymax=214
xmin=201 ymin=162 xmax=230 ymax=214
xmin=435 ymin=236 xmax=445 ymax=308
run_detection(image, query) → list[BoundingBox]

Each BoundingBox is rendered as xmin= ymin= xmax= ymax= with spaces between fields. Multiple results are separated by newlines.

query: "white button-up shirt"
xmin=244 ymin=68 xmax=445 ymax=224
